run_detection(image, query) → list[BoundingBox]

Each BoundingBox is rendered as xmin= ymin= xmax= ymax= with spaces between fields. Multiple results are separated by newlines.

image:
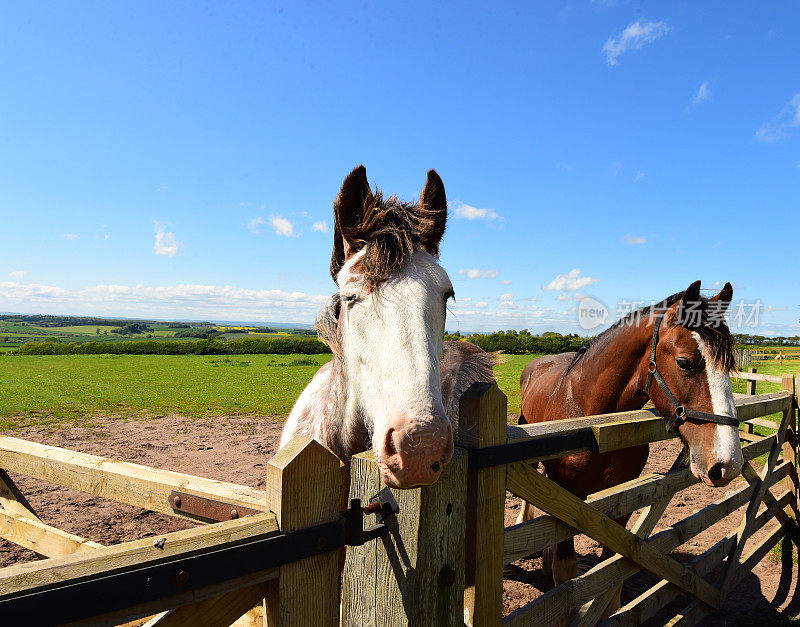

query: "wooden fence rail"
xmin=0 ymin=372 xmax=797 ymax=626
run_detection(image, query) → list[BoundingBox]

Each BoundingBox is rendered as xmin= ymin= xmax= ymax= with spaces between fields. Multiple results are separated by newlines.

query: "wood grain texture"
xmin=457 ymin=382 xmax=507 ymax=627
xmin=504 ymin=434 xmax=775 ymax=563
xmin=0 ymin=436 xmax=267 ymax=518
xmin=341 ymin=448 xmax=467 ymax=626
xmin=503 ymin=460 xmax=792 ymax=626
xmin=264 ymin=436 xmax=340 ymax=627
xmin=0 ymin=510 xmax=103 ymax=557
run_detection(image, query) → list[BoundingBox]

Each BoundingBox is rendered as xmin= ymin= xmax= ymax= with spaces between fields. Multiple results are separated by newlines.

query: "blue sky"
xmin=1 ymin=1 xmax=798 ymax=334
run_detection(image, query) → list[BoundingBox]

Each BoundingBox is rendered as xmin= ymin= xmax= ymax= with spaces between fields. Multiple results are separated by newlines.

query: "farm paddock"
xmin=0 ymin=373 xmax=797 ymax=625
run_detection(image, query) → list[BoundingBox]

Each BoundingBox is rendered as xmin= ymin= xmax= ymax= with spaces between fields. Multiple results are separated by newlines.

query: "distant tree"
xmin=95 ymin=328 xmax=100 ymax=335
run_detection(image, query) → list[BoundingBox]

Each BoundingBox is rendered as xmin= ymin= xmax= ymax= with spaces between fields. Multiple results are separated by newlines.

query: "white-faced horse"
xmin=280 ymin=166 xmax=495 ymax=488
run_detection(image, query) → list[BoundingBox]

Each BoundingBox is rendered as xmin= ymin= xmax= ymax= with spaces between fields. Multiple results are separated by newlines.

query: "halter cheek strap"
xmin=645 ymin=313 xmax=740 ymax=434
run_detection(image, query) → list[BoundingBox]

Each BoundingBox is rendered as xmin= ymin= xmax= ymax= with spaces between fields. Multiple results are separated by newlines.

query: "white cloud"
xmin=543 ymin=268 xmax=599 ymax=292
xmin=755 ymin=93 xmax=800 ymax=143
xmin=154 ymin=223 xmax=179 ymax=258
xmin=8 ymin=271 xmax=25 ymax=281
xmin=156 ymin=184 xmax=168 ymax=192
xmin=312 ymin=221 xmax=329 ymax=233
xmin=451 ymin=202 xmax=501 ymax=221
xmin=0 ymin=280 xmax=329 ymax=323
xmin=458 ymin=268 xmax=499 ymax=280
xmin=500 ymin=293 xmax=514 ymax=301
xmin=634 ymin=170 xmax=646 ymax=182
xmin=246 ymin=216 xmax=265 ymax=234
xmin=269 ymin=215 xmax=295 ymax=237
xmin=692 ymin=81 xmax=710 ymax=105
xmin=61 ymin=233 xmax=78 ymax=240
xmin=603 ymin=20 xmax=670 ymax=66
xmin=612 ymin=161 xmax=623 ymax=176
xmin=623 ymin=235 xmax=647 ymax=245
xmin=499 ymin=279 xmax=513 ymax=285
xmin=474 ymin=301 xmax=488 ymax=309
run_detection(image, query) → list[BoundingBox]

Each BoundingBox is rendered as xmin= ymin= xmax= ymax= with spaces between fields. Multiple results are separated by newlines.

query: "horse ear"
xmin=709 ymin=282 xmax=733 ymax=313
xmin=331 ymin=165 xmax=372 ymax=281
xmin=679 ymin=280 xmax=702 ymax=306
xmin=675 ymin=280 xmax=703 ymax=327
xmin=418 ymin=169 xmax=447 ymax=256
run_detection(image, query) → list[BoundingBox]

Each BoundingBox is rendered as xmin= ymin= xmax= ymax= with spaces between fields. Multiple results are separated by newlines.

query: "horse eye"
xmin=676 ymin=358 xmax=693 ymax=372
xmin=343 ymin=294 xmax=358 ymax=304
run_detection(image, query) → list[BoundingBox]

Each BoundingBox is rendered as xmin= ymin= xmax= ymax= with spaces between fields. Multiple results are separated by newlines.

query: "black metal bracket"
xmin=0 ymin=489 xmax=399 ymax=625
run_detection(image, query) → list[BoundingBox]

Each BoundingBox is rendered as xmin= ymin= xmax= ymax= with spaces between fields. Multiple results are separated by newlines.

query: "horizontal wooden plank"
xmin=503 ymin=458 xmax=792 ymax=626
xmin=507 ymin=463 xmax=723 ymax=610
xmin=504 ymin=434 xmax=780 ymax=563
xmin=730 ymin=372 xmax=784 ymax=383
xmin=605 ymin=489 xmax=793 ymax=627
xmin=0 ymin=510 xmax=103 ymax=557
xmin=0 ymin=513 xmax=278 ymax=626
xmin=666 ymin=519 xmax=788 ymax=627
xmin=0 ymin=436 xmax=267 ymax=518
xmin=503 ymin=392 xmax=791 ymax=463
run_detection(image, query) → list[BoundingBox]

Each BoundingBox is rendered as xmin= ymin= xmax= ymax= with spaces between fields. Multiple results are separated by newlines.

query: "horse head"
xmin=647 ymin=280 xmax=743 ymax=486
xmin=329 ymin=165 xmax=455 ymax=488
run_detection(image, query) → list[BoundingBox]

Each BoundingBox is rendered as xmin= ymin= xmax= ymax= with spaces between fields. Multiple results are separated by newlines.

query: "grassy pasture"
xmin=0 ymin=352 xmax=796 ymax=432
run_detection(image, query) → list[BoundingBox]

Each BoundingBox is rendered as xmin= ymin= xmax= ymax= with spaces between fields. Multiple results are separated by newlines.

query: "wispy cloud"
xmin=8 ymin=271 xmax=25 ymax=281
xmin=500 ymin=293 xmax=514 ymax=301
xmin=0 ymin=280 xmax=329 ymax=322
xmin=692 ymin=81 xmax=711 ymax=105
xmin=451 ymin=202 xmax=501 ymax=221
xmin=755 ymin=93 xmax=800 ymax=143
xmin=61 ymin=233 xmax=78 ymax=240
xmin=500 ymin=279 xmax=513 ymax=285
xmin=543 ymin=268 xmax=599 ymax=291
xmin=634 ymin=170 xmax=646 ymax=182
xmin=603 ymin=20 xmax=670 ymax=66
xmin=311 ymin=221 xmax=329 ymax=233
xmin=458 ymin=268 xmax=499 ymax=280
xmin=474 ymin=301 xmax=488 ymax=309
xmin=246 ymin=216 xmax=265 ymax=234
xmin=269 ymin=215 xmax=295 ymax=237
xmin=611 ymin=161 xmax=623 ymax=176
xmin=154 ymin=223 xmax=179 ymax=258
xmin=623 ymin=234 xmax=647 ymax=245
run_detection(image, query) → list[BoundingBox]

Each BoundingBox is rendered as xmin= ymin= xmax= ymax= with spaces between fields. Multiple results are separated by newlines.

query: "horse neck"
xmin=569 ymin=317 xmax=654 ymax=415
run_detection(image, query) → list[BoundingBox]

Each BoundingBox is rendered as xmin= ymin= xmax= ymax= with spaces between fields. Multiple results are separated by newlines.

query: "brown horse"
xmin=517 ymin=280 xmax=742 ymax=617
xmin=280 ymin=166 xmax=495 ymax=488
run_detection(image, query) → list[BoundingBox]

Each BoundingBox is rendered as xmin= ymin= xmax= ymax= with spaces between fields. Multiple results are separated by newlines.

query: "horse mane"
xmin=339 ymin=190 xmax=442 ymax=289
xmin=566 ymin=289 xmax=735 ymax=375
xmin=315 ymin=294 xmax=342 ymax=357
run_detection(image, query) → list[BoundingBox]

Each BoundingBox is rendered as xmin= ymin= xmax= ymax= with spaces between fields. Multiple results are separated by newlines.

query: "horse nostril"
xmin=431 ymin=461 xmax=441 ymax=473
xmin=384 ymin=428 xmax=397 ymax=456
xmin=708 ymin=463 xmax=723 ymax=481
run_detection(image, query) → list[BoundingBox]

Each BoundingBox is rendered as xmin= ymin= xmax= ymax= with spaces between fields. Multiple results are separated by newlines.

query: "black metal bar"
xmin=0 ymin=507 xmax=391 ymax=625
xmin=466 ymin=429 xmax=598 ymax=469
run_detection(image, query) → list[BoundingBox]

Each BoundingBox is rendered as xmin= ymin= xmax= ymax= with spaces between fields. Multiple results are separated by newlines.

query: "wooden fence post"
xmin=265 ymin=436 xmax=341 ymax=626
xmin=456 ymin=382 xmax=507 ymax=627
xmin=341 ymin=448 xmax=467 ymax=626
xmin=783 ymin=374 xmax=799 ymax=499
xmin=747 ymin=368 xmax=757 ymax=396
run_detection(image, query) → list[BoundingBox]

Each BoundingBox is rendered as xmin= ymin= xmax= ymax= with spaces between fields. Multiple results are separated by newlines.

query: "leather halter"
xmin=645 ymin=312 xmax=740 ymax=434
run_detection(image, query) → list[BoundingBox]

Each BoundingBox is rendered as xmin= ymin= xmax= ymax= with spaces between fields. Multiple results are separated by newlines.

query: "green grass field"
xmin=0 ymin=352 xmax=541 ymax=429
xmin=0 ymin=352 xmax=796 ymax=431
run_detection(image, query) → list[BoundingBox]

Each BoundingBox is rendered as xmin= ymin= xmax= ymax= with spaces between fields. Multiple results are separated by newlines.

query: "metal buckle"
xmin=648 ymin=360 xmax=657 ymax=374
xmin=675 ymin=405 xmax=686 ymax=419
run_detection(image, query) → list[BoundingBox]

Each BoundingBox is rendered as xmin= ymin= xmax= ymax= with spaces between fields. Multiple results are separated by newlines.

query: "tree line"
xmin=16 ymin=337 xmax=330 ymax=356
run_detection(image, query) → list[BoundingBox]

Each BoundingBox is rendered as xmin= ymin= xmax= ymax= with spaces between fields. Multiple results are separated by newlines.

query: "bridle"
xmin=645 ymin=312 xmax=740 ymax=434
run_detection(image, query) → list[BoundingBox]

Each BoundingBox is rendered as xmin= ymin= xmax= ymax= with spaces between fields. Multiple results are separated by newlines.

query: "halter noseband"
xmin=645 ymin=312 xmax=740 ymax=434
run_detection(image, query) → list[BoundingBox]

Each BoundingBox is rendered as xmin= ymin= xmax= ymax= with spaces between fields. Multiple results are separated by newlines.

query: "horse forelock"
xmin=340 ymin=191 xmax=441 ymax=290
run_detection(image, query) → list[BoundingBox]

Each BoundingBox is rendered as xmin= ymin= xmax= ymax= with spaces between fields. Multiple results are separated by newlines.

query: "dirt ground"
xmin=1 ymin=414 xmax=797 ymax=625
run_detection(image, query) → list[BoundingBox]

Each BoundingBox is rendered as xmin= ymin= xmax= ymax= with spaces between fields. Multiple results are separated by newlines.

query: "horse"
xmin=279 ymin=166 xmax=496 ymax=489
xmin=516 ymin=280 xmax=743 ymax=618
